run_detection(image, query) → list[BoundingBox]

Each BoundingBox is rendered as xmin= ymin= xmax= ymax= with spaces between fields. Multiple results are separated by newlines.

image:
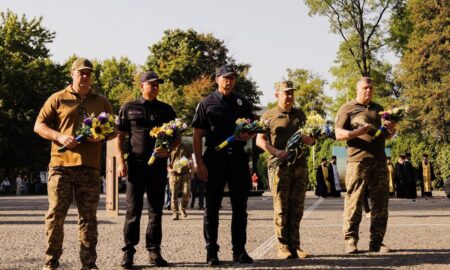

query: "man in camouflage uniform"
xmin=335 ymin=77 xmax=396 ymax=254
xmin=256 ymin=81 xmax=315 ymax=259
xmin=34 ymin=58 xmax=115 ymax=270
xmin=168 ymin=141 xmax=193 ymax=220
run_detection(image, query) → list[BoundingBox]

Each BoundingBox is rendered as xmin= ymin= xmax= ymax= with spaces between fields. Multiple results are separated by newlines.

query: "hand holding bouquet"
xmin=58 ymin=112 xmax=115 ymax=153
xmin=273 ymin=113 xmax=330 ymax=167
xmin=148 ymin=119 xmax=188 ymax=165
xmin=215 ymin=118 xmax=269 ymax=151
xmin=173 ymin=156 xmax=190 ymax=170
xmin=372 ymin=106 xmax=408 ymax=141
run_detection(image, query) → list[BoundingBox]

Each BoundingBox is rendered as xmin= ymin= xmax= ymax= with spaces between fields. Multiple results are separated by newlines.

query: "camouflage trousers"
xmin=169 ymin=173 xmax=190 ymax=214
xmin=343 ymin=160 xmax=389 ymax=246
xmin=45 ymin=166 xmax=100 ymax=265
xmin=268 ymin=163 xmax=308 ymax=249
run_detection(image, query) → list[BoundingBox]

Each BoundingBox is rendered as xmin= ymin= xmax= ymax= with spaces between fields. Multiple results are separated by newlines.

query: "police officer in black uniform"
xmin=192 ymin=65 xmax=255 ymax=266
xmin=116 ymin=71 xmax=177 ymax=268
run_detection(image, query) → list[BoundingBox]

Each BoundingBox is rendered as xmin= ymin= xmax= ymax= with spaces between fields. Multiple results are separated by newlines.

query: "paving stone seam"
xmin=249 ymin=197 xmax=324 ymax=259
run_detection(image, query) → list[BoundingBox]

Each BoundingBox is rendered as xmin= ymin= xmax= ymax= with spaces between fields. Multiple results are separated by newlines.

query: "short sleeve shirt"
xmin=192 ymin=90 xmax=254 ymax=149
xmin=169 ymin=143 xmax=193 ymax=174
xmin=335 ymin=100 xmax=386 ymax=161
xmin=36 ymin=85 xmax=114 ymax=169
xmin=117 ymin=98 xmax=176 ymax=157
xmin=261 ymin=107 xmax=307 ymax=165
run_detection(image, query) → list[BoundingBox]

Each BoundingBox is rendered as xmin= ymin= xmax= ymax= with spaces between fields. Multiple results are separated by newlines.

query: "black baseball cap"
xmin=140 ymin=71 xmax=164 ymax=84
xmin=215 ymin=65 xmax=237 ymax=77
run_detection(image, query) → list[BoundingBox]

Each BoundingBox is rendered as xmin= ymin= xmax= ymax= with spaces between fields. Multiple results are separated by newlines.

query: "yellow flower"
xmin=236 ymin=118 xmax=246 ymax=124
xmin=150 ymin=127 xmax=161 ymax=137
xmin=166 ymin=128 xmax=174 ymax=136
xmin=90 ymin=121 xmax=107 ymax=140
xmin=108 ymin=114 xmax=115 ymax=123
xmin=103 ymin=122 xmax=114 ymax=134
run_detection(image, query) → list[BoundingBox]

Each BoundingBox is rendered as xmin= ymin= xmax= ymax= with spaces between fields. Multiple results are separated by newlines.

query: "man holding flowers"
xmin=335 ymin=77 xmax=396 ymax=254
xmin=256 ymin=80 xmax=315 ymax=259
xmin=116 ymin=71 xmax=177 ymax=268
xmin=168 ymin=141 xmax=193 ymax=220
xmin=34 ymin=58 xmax=115 ymax=270
xmin=192 ymin=65 xmax=255 ymax=266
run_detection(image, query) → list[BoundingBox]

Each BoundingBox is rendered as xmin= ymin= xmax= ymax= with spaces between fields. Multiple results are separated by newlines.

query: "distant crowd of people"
xmin=315 ymin=153 xmax=437 ymax=201
xmin=1 ymin=174 xmax=46 ymax=195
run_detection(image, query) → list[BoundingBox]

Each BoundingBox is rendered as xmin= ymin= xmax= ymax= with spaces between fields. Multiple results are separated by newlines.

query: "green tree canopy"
xmin=145 ymin=28 xmax=261 ymax=124
xmin=98 ymin=57 xmax=139 ymax=111
xmin=304 ymin=0 xmax=400 ymax=77
xmin=329 ymin=36 xmax=397 ymax=116
xmin=0 ymin=10 xmax=66 ymax=173
xmin=398 ymin=0 xmax=450 ymax=143
xmin=285 ymin=68 xmax=331 ymax=117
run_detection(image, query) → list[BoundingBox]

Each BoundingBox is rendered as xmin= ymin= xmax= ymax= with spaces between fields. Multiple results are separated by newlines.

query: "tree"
xmin=304 ymin=0 xmax=400 ymax=77
xmin=329 ymin=37 xmax=397 ymax=116
xmin=145 ymin=29 xmax=261 ymax=124
xmin=98 ymin=57 xmax=139 ymax=111
xmin=0 ymin=11 xmax=66 ymax=173
xmin=397 ymin=0 xmax=450 ymax=143
xmin=285 ymin=68 xmax=331 ymax=117
xmin=388 ymin=0 xmax=414 ymax=56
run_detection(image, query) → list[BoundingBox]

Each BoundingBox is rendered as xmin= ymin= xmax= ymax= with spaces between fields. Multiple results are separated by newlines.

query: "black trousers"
xmin=203 ymin=148 xmax=251 ymax=254
xmin=122 ymin=155 xmax=167 ymax=254
xmin=191 ymin=176 xmax=206 ymax=208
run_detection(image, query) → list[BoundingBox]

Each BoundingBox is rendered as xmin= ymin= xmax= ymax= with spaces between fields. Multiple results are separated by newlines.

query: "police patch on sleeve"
xmin=237 ymin=98 xmax=243 ymax=106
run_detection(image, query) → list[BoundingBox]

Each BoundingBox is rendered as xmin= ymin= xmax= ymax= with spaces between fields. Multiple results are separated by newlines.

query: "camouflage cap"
xmin=71 ymin=58 xmax=93 ymax=71
xmin=274 ymin=80 xmax=295 ymax=92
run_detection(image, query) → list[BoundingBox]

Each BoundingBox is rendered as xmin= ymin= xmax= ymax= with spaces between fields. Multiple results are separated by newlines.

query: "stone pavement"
xmin=0 ymin=191 xmax=449 ymax=270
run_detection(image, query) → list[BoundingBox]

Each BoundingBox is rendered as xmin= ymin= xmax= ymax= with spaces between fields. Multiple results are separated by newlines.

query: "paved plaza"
xmin=0 ymin=191 xmax=449 ymax=270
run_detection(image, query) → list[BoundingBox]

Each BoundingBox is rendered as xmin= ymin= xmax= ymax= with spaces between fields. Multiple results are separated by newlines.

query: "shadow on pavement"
xmin=0 ymin=220 xmax=117 ymax=225
xmin=286 ymin=249 xmax=450 ymax=269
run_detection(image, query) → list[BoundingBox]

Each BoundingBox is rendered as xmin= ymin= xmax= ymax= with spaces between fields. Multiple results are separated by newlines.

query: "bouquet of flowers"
xmin=215 ymin=118 xmax=269 ymax=151
xmin=272 ymin=113 xmax=330 ymax=167
xmin=173 ymin=156 xmax=190 ymax=170
xmin=58 ymin=112 xmax=115 ymax=153
xmin=372 ymin=106 xmax=408 ymax=141
xmin=148 ymin=118 xmax=188 ymax=165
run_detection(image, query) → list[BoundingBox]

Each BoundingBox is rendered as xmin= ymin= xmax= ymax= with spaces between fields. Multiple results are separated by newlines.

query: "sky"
xmin=1 ymin=0 xmax=344 ymax=105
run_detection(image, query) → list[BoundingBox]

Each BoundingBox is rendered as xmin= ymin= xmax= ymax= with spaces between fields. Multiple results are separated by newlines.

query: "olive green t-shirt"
xmin=36 ymin=85 xmax=114 ymax=170
xmin=335 ymin=100 xmax=387 ymax=162
xmin=261 ymin=107 xmax=307 ymax=166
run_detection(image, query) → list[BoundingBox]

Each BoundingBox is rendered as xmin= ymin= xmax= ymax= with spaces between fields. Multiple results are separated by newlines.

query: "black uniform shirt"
xmin=117 ymin=97 xmax=176 ymax=156
xmin=192 ymin=90 xmax=253 ymax=149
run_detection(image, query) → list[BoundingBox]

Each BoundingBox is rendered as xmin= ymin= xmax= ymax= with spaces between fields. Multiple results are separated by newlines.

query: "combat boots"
xmin=369 ymin=243 xmax=391 ymax=253
xmin=233 ymin=250 xmax=253 ymax=264
xmin=292 ymin=248 xmax=309 ymax=259
xmin=345 ymin=239 xmax=358 ymax=254
xmin=149 ymin=251 xmax=168 ymax=267
xmin=277 ymin=246 xmax=294 ymax=259
xmin=42 ymin=259 xmax=59 ymax=270
xmin=181 ymin=209 xmax=187 ymax=218
xmin=120 ymin=252 xmax=133 ymax=269
xmin=206 ymin=249 xmax=220 ymax=266
xmin=172 ymin=213 xmax=179 ymax=220
xmin=80 ymin=263 xmax=99 ymax=270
